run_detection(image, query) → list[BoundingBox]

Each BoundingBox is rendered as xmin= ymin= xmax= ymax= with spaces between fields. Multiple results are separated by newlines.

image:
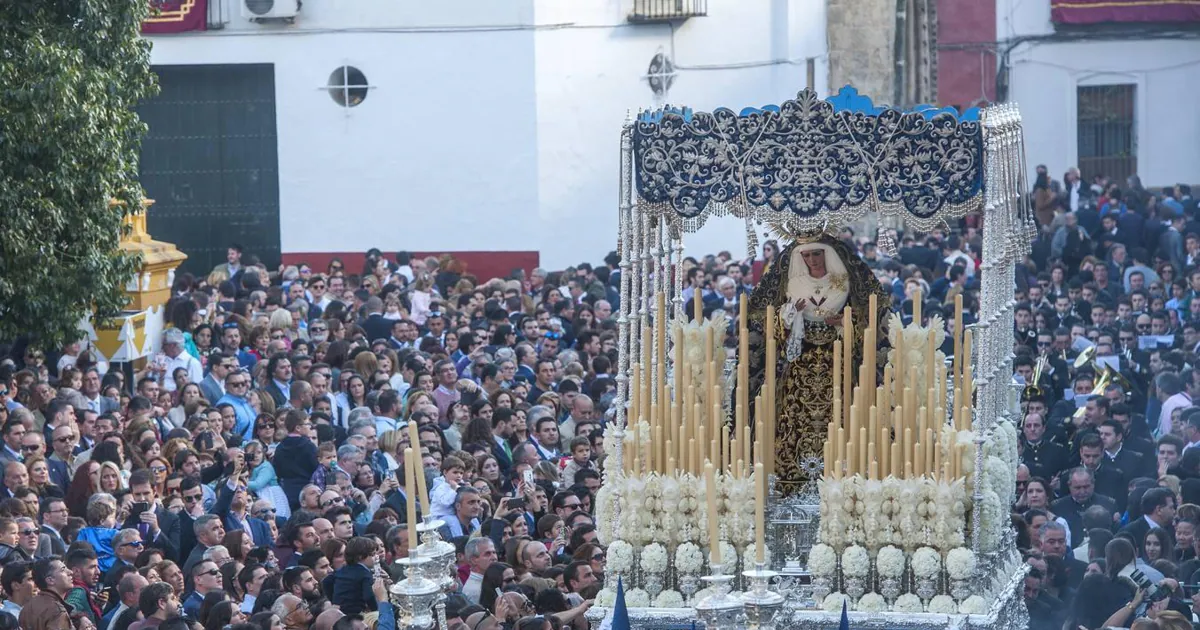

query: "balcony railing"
xmin=629 ymin=0 xmax=707 ymax=23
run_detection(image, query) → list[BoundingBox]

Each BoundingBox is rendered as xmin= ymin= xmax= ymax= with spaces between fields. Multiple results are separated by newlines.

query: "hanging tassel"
xmin=877 ymin=229 xmax=898 ymax=258
xmin=745 ymin=216 xmax=759 ymax=259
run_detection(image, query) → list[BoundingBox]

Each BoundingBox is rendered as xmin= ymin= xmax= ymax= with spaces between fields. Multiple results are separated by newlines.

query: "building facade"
xmin=142 ymin=0 xmax=828 ymax=277
xmin=999 ymin=0 xmax=1200 ymax=189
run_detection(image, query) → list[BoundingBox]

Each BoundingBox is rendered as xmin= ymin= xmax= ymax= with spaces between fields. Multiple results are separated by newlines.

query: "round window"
xmin=327 ymin=66 xmax=370 ymax=107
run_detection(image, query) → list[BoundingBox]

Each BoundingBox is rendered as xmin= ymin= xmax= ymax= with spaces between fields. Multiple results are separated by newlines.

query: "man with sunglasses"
xmin=182 ymin=559 xmax=221 ymax=618
xmin=272 ymin=593 xmax=314 ymax=630
xmin=103 ymin=528 xmax=143 ymax=588
xmin=216 ymin=370 xmax=256 ymax=441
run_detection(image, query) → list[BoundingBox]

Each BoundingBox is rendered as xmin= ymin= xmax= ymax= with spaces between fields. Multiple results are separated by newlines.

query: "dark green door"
xmin=137 ymin=63 xmax=281 ymax=276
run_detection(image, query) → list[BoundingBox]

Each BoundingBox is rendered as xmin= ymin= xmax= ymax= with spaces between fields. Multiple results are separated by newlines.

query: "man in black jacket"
xmin=1118 ymin=487 xmax=1176 ymax=556
xmin=274 ymin=410 xmax=319 ymax=511
xmin=124 ymin=469 xmax=180 ymax=563
xmin=1052 ymin=467 xmax=1117 ymax=545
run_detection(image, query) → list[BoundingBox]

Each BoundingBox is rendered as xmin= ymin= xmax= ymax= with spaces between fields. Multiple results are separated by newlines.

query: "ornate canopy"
xmin=632 ymin=86 xmax=987 ymax=234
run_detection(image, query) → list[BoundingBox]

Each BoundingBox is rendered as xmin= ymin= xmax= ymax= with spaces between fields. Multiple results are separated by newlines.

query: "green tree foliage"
xmin=0 ymin=0 xmax=159 ymax=349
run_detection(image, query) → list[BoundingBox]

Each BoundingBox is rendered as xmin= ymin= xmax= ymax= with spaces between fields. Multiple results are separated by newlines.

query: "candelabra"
xmin=741 ymin=563 xmax=784 ymax=630
xmin=694 ymin=563 xmax=744 ymax=630
xmin=389 ymin=551 xmax=441 ymax=630
xmin=416 ymin=516 xmax=457 ymax=630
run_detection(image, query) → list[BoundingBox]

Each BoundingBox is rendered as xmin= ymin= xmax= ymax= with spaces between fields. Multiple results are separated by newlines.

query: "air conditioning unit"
xmin=242 ymin=0 xmax=300 ymax=21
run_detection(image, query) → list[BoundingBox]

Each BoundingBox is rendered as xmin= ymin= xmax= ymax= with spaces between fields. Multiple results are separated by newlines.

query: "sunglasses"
xmin=183 ymin=494 xmax=203 ymax=503
xmin=151 ymin=466 xmax=167 ymax=473
xmin=19 ymin=529 xmax=37 ymax=536
xmin=592 ymin=553 xmax=605 ymax=561
xmin=257 ymin=507 xmax=277 ymax=516
xmin=54 ymin=436 xmax=75 ymax=444
xmin=228 ymin=381 xmax=248 ymax=387
xmin=20 ymin=445 xmax=39 ymax=452
xmin=321 ymin=497 xmax=345 ymax=508
xmin=199 ymin=568 xmax=221 ymax=577
xmin=121 ymin=540 xmax=144 ymax=548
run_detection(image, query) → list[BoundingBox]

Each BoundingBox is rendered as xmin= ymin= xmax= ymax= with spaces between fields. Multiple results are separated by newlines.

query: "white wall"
xmin=998 ymin=0 xmax=1200 ymax=187
xmin=147 ymin=0 xmax=828 ymax=269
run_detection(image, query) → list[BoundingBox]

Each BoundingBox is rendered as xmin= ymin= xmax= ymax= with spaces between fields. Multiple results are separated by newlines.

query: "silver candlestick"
xmin=416 ymin=516 xmax=456 ymax=630
xmin=390 ymin=550 xmax=441 ymax=630
xmin=694 ymin=563 xmax=744 ymax=630
xmin=741 ymin=562 xmax=785 ymax=630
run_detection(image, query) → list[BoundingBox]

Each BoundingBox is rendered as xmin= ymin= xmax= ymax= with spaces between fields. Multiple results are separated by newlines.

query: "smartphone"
xmin=130 ymin=502 xmax=150 ymax=518
xmin=522 ymin=469 xmax=534 ymax=487
xmin=508 ymin=498 xmax=525 ymax=511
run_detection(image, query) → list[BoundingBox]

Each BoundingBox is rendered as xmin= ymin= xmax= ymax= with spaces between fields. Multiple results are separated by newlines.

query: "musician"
xmin=1021 ymin=411 xmax=1069 ymax=480
xmin=1052 ymin=295 xmax=1080 ymax=329
xmin=1110 ymin=403 xmax=1156 ymax=475
xmin=1015 ymin=303 xmax=1038 ymax=351
xmin=1037 ymin=331 xmax=1072 ymax=397
xmin=1052 ymin=328 xmax=1079 ymax=366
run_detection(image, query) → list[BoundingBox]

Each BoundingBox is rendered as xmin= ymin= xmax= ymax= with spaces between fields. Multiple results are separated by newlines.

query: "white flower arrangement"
xmin=822 ymin=593 xmax=851 ymax=613
xmin=596 ymin=588 xmax=616 ymax=607
xmin=958 ymin=595 xmax=988 ymax=615
xmin=879 ymin=477 xmax=903 ymax=547
xmin=594 ymin=482 xmax=620 ymax=545
xmin=928 ymin=595 xmax=958 ymax=614
xmin=893 ymin=594 xmax=924 ymax=613
xmin=841 ymin=545 xmax=870 ymax=577
xmin=978 ymin=488 xmax=1004 ymax=552
xmin=640 ymin=543 xmax=669 ymax=575
xmin=725 ymin=474 xmax=757 ymax=547
xmin=861 ymin=479 xmax=888 ymax=550
xmin=674 ymin=542 xmax=705 ymax=575
xmin=856 ymin=593 xmax=887 ymax=613
xmin=911 ymin=547 xmax=942 ymax=579
xmin=617 ymin=476 xmax=646 ymax=544
xmin=716 ymin=541 xmax=739 ymax=570
xmin=875 ymin=546 xmax=906 ymax=578
xmin=641 ymin=473 xmax=667 ymax=544
xmin=984 ymin=455 xmax=1011 ymax=506
xmin=671 ymin=473 xmax=701 ymax=544
xmin=653 ymin=590 xmax=685 ymax=608
xmin=818 ymin=478 xmax=847 ymax=549
xmin=933 ymin=479 xmax=967 ymax=551
xmin=692 ymin=587 xmax=715 ymax=602
xmin=601 ymin=431 xmax=623 ymax=475
xmin=808 ymin=544 xmax=838 ymax=578
xmin=606 ymin=540 xmax=635 ymax=574
xmin=625 ymin=588 xmax=651 ymax=609
xmin=945 ymin=547 xmax=977 ymax=580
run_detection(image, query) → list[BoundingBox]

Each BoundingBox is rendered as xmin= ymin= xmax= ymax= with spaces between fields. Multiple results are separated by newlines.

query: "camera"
xmin=1130 ymin=569 xmax=1173 ymax=603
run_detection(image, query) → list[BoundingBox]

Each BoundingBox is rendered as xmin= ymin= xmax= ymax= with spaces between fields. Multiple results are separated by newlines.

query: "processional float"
xmin=587 ymin=86 xmax=1035 ymax=630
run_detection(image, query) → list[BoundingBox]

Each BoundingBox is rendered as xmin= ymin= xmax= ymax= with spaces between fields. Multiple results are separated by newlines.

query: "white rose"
xmin=674 ymin=542 xmax=705 ymax=575
xmin=945 ymin=547 xmax=977 ymax=580
xmin=958 ymin=595 xmax=989 ymax=615
xmin=822 ymin=592 xmax=851 ymax=613
xmin=625 ymin=588 xmax=651 ymax=609
xmin=856 ymin=593 xmax=887 ymax=613
xmin=876 ymin=546 xmax=906 ymax=578
xmin=640 ymin=543 xmax=669 ymax=574
xmin=928 ymin=595 xmax=958 ymax=614
xmin=596 ymin=588 xmax=616 ymax=607
xmin=808 ymin=543 xmax=838 ymax=578
xmin=893 ymin=594 xmax=924 ymax=612
xmin=911 ymin=547 xmax=942 ymax=578
xmin=653 ymin=590 xmax=685 ymax=608
xmin=841 ymin=545 xmax=870 ymax=577
xmin=606 ymin=540 xmax=635 ymax=574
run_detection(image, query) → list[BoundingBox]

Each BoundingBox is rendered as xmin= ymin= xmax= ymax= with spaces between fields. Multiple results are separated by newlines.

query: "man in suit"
xmin=490 ymin=408 xmax=515 ymax=475
xmin=1051 ymin=467 xmax=1118 ymax=545
xmin=38 ymin=498 xmax=69 ymax=557
xmin=0 ymin=419 xmax=24 ymax=475
xmin=1118 ymin=486 xmax=1176 ymax=556
xmin=1098 ymin=420 xmax=1148 ymax=482
xmin=79 ymin=368 xmax=118 ymax=415
xmin=217 ymin=476 xmax=273 ymax=549
xmin=124 ymin=469 xmax=181 ymax=563
xmin=199 ymin=353 xmax=234 ymax=405
xmin=359 ymin=297 xmax=392 ymax=344
xmin=261 ymin=353 xmax=293 ymax=410
xmin=1075 ymin=434 xmax=1130 ymax=512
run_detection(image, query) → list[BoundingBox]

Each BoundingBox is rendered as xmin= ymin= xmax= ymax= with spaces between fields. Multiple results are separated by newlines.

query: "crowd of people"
xmin=1017 ymin=169 xmax=1200 ymax=630
xmin=0 ymin=167 xmax=1195 ymax=630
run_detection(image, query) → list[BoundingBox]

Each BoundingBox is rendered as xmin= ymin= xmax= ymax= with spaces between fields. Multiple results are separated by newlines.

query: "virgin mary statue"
xmin=746 ymin=233 xmax=889 ymax=497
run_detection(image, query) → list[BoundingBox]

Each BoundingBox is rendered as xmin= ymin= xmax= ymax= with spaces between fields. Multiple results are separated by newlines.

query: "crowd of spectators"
xmin=0 ymin=167 xmax=1196 ymax=630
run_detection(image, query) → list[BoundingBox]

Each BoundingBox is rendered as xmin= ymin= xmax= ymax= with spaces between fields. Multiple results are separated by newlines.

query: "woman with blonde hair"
xmin=378 ymin=348 xmax=404 ymax=391
xmin=354 ymin=352 xmax=379 ymax=383
xmin=379 ymin=430 xmax=403 ymax=474
xmin=98 ymin=461 xmax=126 ymax=494
xmin=24 ymin=455 xmax=61 ymax=498
xmin=404 ymin=390 xmax=436 ymax=421
xmin=247 ymin=325 xmax=272 ymax=361
xmin=146 ymin=455 xmax=172 ymax=496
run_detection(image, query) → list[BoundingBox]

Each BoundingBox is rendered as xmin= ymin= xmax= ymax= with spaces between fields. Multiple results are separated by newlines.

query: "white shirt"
xmin=161 ymin=352 xmax=202 ymax=392
xmin=462 ymin=572 xmax=483 ymax=604
xmin=240 ymin=594 xmax=256 ymax=614
xmin=1158 ymin=392 xmax=1192 ymax=438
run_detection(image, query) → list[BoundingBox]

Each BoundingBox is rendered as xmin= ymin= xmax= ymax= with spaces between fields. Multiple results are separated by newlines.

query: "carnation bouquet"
xmin=674 ymin=542 xmax=705 ymax=575
xmin=856 ymin=593 xmax=887 ymax=612
xmin=928 ymin=595 xmax=958 ymax=614
xmin=841 ymin=545 xmax=870 ymax=578
xmin=640 ymin=543 xmax=669 ymax=575
xmin=606 ymin=540 xmax=635 ymax=575
xmin=945 ymin=547 xmax=977 ymax=580
xmin=808 ymin=543 xmax=838 ymax=579
xmin=958 ymin=595 xmax=988 ymax=615
xmin=910 ymin=547 xmax=942 ymax=579
xmin=875 ymin=545 xmax=906 ymax=578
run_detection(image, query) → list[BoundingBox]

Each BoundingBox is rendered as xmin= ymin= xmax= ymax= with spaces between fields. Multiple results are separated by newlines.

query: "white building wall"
xmin=998 ymin=0 xmax=1200 ymax=187
xmin=147 ymin=0 xmax=827 ymax=269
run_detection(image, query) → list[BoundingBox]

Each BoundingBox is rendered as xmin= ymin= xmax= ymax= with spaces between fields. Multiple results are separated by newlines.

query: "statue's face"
xmin=800 ymin=249 xmax=827 ymax=277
